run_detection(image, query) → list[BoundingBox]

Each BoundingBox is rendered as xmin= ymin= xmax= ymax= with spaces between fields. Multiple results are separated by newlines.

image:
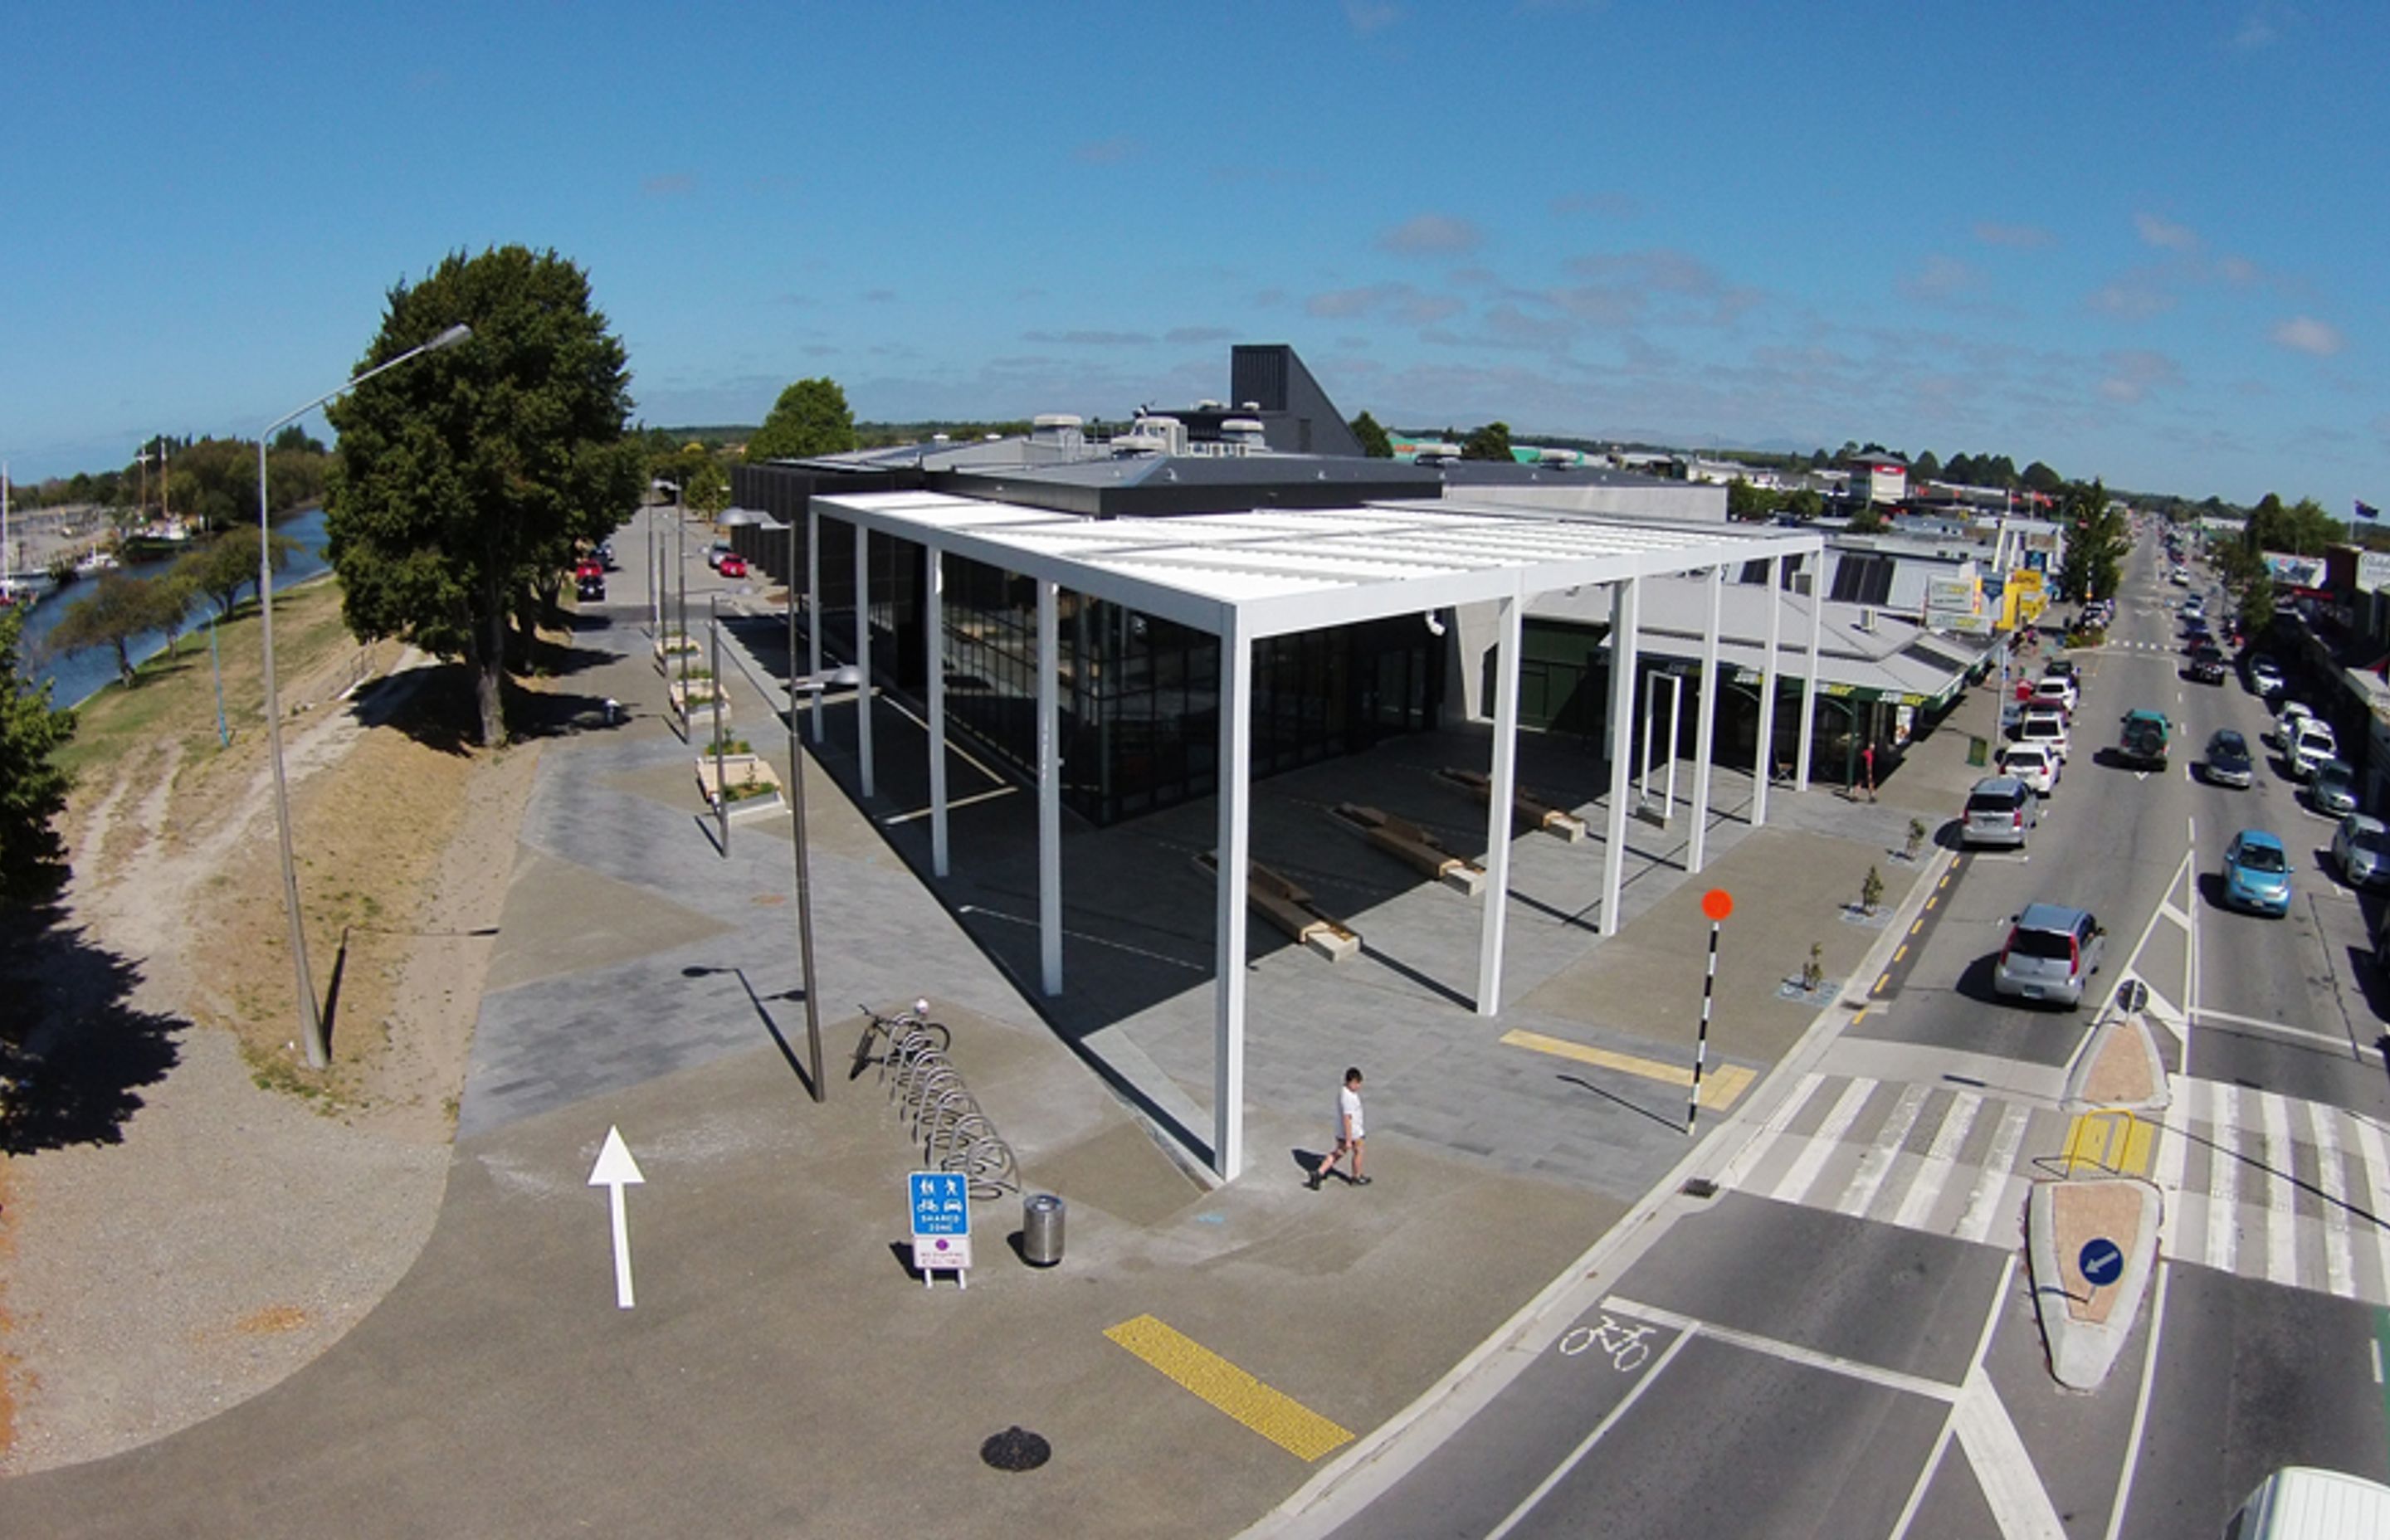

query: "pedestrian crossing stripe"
xmin=1499 ymin=1029 xmax=1756 ymax=1109
xmin=1104 ymin=1314 xmax=1354 ymax=1461
xmin=2061 ymin=1109 xmax=2156 ymax=1177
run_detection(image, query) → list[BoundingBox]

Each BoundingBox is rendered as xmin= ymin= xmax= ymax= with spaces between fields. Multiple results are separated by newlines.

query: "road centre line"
xmin=1600 ymin=1294 xmax=1961 ymax=1402
xmin=2100 ymin=1261 xmax=2173 ymax=1540
xmin=1499 ymin=1030 xmax=1756 ymax=1110
xmin=1481 ymin=1330 xmax=1692 ymax=1540
xmin=1102 ymin=1314 xmax=1354 ymax=1462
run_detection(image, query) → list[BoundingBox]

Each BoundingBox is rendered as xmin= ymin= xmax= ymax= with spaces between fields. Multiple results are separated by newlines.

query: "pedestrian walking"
xmin=1308 ymin=1068 xmax=1368 ymax=1189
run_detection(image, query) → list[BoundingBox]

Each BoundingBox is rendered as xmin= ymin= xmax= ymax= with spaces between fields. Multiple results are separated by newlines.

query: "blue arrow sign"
xmin=2079 ymin=1237 xmax=2124 ymax=1288
xmin=910 ymin=1171 xmax=970 ymax=1240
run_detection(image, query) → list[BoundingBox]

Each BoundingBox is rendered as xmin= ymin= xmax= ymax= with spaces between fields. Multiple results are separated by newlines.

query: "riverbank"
xmin=1 ymin=578 xmax=543 ymax=1473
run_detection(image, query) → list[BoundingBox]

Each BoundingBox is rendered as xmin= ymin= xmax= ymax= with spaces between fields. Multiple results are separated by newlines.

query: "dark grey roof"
xmin=1432 ymin=461 xmax=1684 ymax=491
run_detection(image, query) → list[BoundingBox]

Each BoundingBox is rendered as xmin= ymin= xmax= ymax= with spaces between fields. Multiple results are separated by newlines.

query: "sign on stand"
xmin=909 ymin=1171 xmax=972 ymax=1289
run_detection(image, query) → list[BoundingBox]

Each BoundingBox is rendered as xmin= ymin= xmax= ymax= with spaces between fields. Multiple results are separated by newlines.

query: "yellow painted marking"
xmin=1104 ymin=1314 xmax=1354 ymax=1460
xmin=1875 ymin=972 xmax=1893 ymax=994
xmin=1893 ymin=944 xmax=1910 ymax=963
xmin=1851 ymin=1007 xmax=1870 ymax=1025
xmin=1924 ymin=894 xmax=1939 ymax=911
xmin=2061 ymin=1111 xmax=2156 ymax=1177
xmin=1910 ymin=919 xmax=1926 ymax=934
xmin=1500 ymin=1030 xmax=1757 ymax=1109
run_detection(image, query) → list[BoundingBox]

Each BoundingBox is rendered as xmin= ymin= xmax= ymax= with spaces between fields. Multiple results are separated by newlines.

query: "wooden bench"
xmin=1432 ymin=767 xmax=1588 ymax=843
xmin=1329 ymin=803 xmax=1486 ymax=896
xmin=1193 ymin=853 xmax=1360 ymax=962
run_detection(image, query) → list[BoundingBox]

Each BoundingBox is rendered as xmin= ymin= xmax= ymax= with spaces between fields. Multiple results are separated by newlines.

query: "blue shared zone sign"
xmin=2079 ymin=1237 xmax=2124 ymax=1288
xmin=910 ymin=1172 xmax=970 ymax=1239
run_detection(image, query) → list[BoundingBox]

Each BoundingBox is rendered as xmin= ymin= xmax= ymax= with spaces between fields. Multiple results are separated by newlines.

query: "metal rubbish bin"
xmin=1022 ymin=1194 xmax=1065 ymax=1267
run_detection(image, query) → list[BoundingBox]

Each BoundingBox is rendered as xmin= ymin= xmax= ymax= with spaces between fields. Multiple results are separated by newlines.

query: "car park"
xmin=2202 ymin=729 xmax=2255 ymax=788
xmin=2332 ymin=814 xmax=2390 ymax=889
xmin=2310 ymin=758 xmax=2360 ymax=817
xmin=1963 ymin=776 xmax=2040 ymax=849
xmin=1997 ymin=742 xmax=2061 ymax=795
xmin=719 ymin=553 xmax=749 ymax=579
xmin=1993 ymin=902 xmax=2107 ymax=1007
xmin=2015 ymin=707 xmax=2071 ymax=762
xmin=2222 ymin=829 xmax=2294 ymax=917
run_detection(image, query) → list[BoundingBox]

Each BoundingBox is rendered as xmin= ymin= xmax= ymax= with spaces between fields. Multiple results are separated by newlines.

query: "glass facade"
xmin=926 ymin=548 xmax=1442 ymax=825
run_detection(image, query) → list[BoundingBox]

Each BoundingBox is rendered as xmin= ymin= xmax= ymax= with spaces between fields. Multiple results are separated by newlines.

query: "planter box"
xmin=671 ymin=680 xmax=730 ymax=729
xmin=696 ymin=753 xmax=784 ymax=818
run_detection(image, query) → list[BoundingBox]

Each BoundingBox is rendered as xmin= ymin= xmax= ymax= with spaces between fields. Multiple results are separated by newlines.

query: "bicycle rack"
xmin=853 ymin=1001 xmax=1020 ymax=1200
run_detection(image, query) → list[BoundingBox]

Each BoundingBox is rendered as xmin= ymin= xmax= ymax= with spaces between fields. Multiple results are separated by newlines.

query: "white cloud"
xmin=1020 ymin=329 xmax=1156 ymax=347
xmin=641 ymin=173 xmax=696 ymax=198
xmin=2270 ymin=316 xmax=2345 ymax=356
xmin=2098 ymin=350 xmax=2181 ymax=405
xmin=2231 ymin=12 xmax=2278 ymax=47
xmin=1073 ymin=136 xmax=1139 ymax=165
xmin=1379 ymin=214 xmax=1483 ymax=256
xmin=1344 ymin=0 xmax=1400 ymax=35
xmin=1163 ymin=327 xmax=1236 ymax=345
xmin=1901 ymin=255 xmax=1979 ymax=302
xmin=2087 ymin=278 xmax=2175 ymax=319
xmin=2134 ymin=212 xmax=2199 ymax=251
xmin=2220 ymin=255 xmax=2263 ymax=286
xmin=1305 ymin=282 xmax=1463 ymax=325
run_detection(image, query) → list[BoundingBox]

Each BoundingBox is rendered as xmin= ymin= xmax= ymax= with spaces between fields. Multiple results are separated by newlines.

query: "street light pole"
xmin=786 ymin=662 xmax=860 ymax=1102
xmin=258 ymin=322 xmax=470 ymax=1070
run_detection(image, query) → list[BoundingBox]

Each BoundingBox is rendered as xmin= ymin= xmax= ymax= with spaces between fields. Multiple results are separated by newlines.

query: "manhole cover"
xmin=980 ymin=1425 xmax=1051 ymax=1472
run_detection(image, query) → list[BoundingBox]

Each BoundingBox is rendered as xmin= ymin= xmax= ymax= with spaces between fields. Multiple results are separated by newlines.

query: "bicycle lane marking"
xmin=1483 ymin=1327 xmax=1695 ymax=1540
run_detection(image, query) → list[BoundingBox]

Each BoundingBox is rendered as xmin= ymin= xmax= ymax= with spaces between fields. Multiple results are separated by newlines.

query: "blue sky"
xmin=3 ymin=0 xmax=2382 ymax=509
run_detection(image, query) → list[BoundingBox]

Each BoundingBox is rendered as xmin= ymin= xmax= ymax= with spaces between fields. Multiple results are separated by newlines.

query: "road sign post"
xmin=1688 ymin=889 xmax=1732 ymax=1135
xmin=909 ymin=1171 xmax=973 ymax=1289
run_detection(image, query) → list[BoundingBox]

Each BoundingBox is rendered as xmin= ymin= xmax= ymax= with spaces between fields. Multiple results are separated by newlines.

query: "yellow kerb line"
xmin=1498 ymin=1029 xmax=1757 ymax=1109
xmin=1103 ymin=1314 xmax=1354 ymax=1461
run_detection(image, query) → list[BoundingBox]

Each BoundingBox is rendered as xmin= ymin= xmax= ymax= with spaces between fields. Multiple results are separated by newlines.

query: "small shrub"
xmin=1801 ymin=943 xmax=1826 ymax=992
xmin=1861 ymin=865 xmax=1885 ymax=914
xmin=1904 ymin=818 xmax=1925 ymax=859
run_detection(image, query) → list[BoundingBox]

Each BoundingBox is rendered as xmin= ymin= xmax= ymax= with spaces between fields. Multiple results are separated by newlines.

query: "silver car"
xmin=2312 ymin=758 xmax=2360 ymax=817
xmin=1963 ymin=776 xmax=2038 ymax=849
xmin=1994 ymin=903 xmax=2107 ymax=1008
xmin=2333 ymin=814 xmax=2390 ymax=889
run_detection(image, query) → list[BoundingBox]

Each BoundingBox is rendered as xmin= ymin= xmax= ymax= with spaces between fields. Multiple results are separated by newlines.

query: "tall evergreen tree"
xmin=1349 ymin=410 xmax=1393 ymax=459
xmin=0 ymin=606 xmax=76 ymax=906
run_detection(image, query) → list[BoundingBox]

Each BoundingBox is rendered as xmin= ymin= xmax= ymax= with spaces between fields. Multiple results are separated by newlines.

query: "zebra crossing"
xmin=1724 ymin=1070 xmax=2390 ymax=1304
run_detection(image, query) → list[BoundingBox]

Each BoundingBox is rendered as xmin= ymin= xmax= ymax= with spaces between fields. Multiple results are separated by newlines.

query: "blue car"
xmin=2222 ymin=829 xmax=2293 ymax=917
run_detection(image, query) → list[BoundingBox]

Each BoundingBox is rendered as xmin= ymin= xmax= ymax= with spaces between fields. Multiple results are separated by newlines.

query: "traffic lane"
xmin=1859 ymin=712 xmax=2188 ymax=1070
xmin=1507 ymin=1334 xmax=1941 ymax=1540
xmin=2191 ymin=874 xmax=2390 ymax=1118
xmin=2117 ymin=1265 xmax=2390 ymax=1540
xmin=1897 ymin=1446 xmax=2007 ymax=1540
xmin=1329 ymin=1307 xmax=1690 ymax=1540
xmin=1604 ymin=1194 xmax=2006 ymax=1387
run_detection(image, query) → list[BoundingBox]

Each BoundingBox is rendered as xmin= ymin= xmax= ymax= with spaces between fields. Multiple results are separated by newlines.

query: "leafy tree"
xmin=1725 ymin=480 xmax=1779 ymax=521
xmin=325 ymin=245 xmax=644 ymax=747
xmin=1460 ymin=421 xmax=1514 ymax=461
xmin=1349 ymin=411 xmax=1393 ymax=459
xmin=1911 ymin=450 xmax=1941 ymax=479
xmin=1846 ymin=504 xmax=1888 ymax=534
xmin=0 ymin=606 xmax=75 ymax=907
xmin=673 ymin=445 xmax=729 ymax=518
xmin=178 ymin=525 xmax=300 ymax=618
xmin=2058 ymin=480 xmax=2128 ymax=602
xmin=2236 ymin=566 xmax=2275 ymax=636
xmin=1783 ymin=488 xmax=1826 ymax=520
xmin=46 ymin=571 xmax=178 ymax=688
xmin=2021 ymin=461 xmax=2064 ymax=494
xmin=744 ymin=377 xmax=856 ymax=461
xmin=272 ymin=425 xmax=326 ymax=455
xmin=2246 ymin=493 xmax=2339 ymax=556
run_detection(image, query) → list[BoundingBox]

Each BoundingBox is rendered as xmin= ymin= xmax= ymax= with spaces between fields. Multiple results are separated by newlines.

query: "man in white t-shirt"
xmin=1307 ymin=1067 xmax=1369 ymax=1189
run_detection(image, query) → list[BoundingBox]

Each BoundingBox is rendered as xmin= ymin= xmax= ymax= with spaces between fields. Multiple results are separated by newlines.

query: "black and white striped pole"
xmin=1689 ymin=889 xmax=1732 ymax=1135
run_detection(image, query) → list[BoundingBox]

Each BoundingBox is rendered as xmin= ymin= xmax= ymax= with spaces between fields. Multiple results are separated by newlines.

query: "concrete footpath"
xmin=0 ymin=509 xmax=2005 ymax=1538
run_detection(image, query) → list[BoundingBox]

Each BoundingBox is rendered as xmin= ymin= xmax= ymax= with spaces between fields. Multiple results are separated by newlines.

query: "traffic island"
xmin=2026 ymin=1176 xmax=2160 ymax=1390
xmin=2061 ymin=1004 xmax=2170 ymax=1115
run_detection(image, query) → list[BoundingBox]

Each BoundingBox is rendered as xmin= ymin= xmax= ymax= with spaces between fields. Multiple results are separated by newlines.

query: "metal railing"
xmin=853 ymin=1001 xmax=1019 ymax=1198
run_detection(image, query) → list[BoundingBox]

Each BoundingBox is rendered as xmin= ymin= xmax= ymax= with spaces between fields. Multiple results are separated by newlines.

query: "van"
xmin=2225 ymin=1465 xmax=2390 ymax=1538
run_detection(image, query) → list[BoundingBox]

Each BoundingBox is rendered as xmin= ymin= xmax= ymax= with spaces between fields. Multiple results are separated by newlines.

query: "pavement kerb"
xmin=1242 ymin=838 xmax=1961 ymax=1539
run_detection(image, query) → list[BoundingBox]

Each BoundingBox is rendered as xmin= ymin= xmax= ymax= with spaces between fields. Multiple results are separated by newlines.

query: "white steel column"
xmin=806 ymin=506 xmax=823 ymax=742
xmin=1689 ymin=564 xmax=1723 ymax=874
xmin=1036 ymin=578 xmax=1062 ymax=997
xmin=1797 ymin=563 xmax=1822 ymax=792
xmin=927 ymin=546 xmax=950 ymax=879
xmin=1602 ymin=576 xmax=1641 ymax=938
xmin=1477 ymin=597 xmax=1522 ymax=1015
xmin=1212 ymin=620 xmax=1252 ymax=1181
xmin=854 ymin=525 xmax=875 ymax=797
xmin=1753 ymin=555 xmax=1783 ymax=827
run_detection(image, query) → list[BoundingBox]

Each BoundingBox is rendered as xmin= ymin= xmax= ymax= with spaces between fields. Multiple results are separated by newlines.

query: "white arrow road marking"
xmin=588 ymin=1125 xmax=646 ymax=1309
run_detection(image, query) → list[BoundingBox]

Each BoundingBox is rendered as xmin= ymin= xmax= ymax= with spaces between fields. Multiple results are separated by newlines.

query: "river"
xmin=17 ymin=506 xmax=334 ymax=709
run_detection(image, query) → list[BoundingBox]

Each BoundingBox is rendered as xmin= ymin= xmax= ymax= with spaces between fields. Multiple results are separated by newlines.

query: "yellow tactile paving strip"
xmin=2061 ymin=1109 xmax=2157 ymax=1177
xmin=1103 ymin=1314 xmax=1354 ymax=1461
xmin=1499 ymin=1028 xmax=1757 ymax=1110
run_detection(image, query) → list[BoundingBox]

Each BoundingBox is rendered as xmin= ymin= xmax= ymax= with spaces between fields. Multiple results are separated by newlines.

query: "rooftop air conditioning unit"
xmin=1856 ymin=607 xmax=1877 ymax=632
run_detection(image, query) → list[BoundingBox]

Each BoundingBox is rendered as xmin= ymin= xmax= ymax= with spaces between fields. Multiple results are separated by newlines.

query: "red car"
xmin=718 ymin=554 xmax=748 ymax=579
xmin=575 ymin=558 xmax=603 ymax=582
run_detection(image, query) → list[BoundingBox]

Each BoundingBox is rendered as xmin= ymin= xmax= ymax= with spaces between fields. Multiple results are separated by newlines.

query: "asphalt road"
xmin=1323 ymin=529 xmax=2390 ymax=1538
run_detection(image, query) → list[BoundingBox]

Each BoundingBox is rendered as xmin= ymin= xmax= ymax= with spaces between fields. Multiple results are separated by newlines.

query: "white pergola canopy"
xmin=807 ymin=490 xmax=1827 ymax=1181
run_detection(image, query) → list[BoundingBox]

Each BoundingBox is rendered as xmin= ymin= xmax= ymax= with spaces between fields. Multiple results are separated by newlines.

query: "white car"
xmin=2030 ymin=676 xmax=2079 ymax=715
xmin=2016 ymin=707 xmax=2072 ymax=763
xmin=2271 ymin=701 xmax=2312 ymax=746
xmin=2287 ymin=717 xmax=2338 ymax=779
xmin=2248 ymin=657 xmax=2285 ymax=694
xmin=1998 ymin=742 xmax=2061 ymax=795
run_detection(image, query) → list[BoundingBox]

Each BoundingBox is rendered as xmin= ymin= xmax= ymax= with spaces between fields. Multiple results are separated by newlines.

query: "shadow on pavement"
xmin=0 ymin=904 xmax=186 ymax=1154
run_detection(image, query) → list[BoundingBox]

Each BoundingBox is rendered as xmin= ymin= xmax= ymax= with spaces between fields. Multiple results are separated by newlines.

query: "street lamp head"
xmin=795 ymin=665 xmax=862 ymax=693
xmin=427 ymin=323 xmax=472 ymax=352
